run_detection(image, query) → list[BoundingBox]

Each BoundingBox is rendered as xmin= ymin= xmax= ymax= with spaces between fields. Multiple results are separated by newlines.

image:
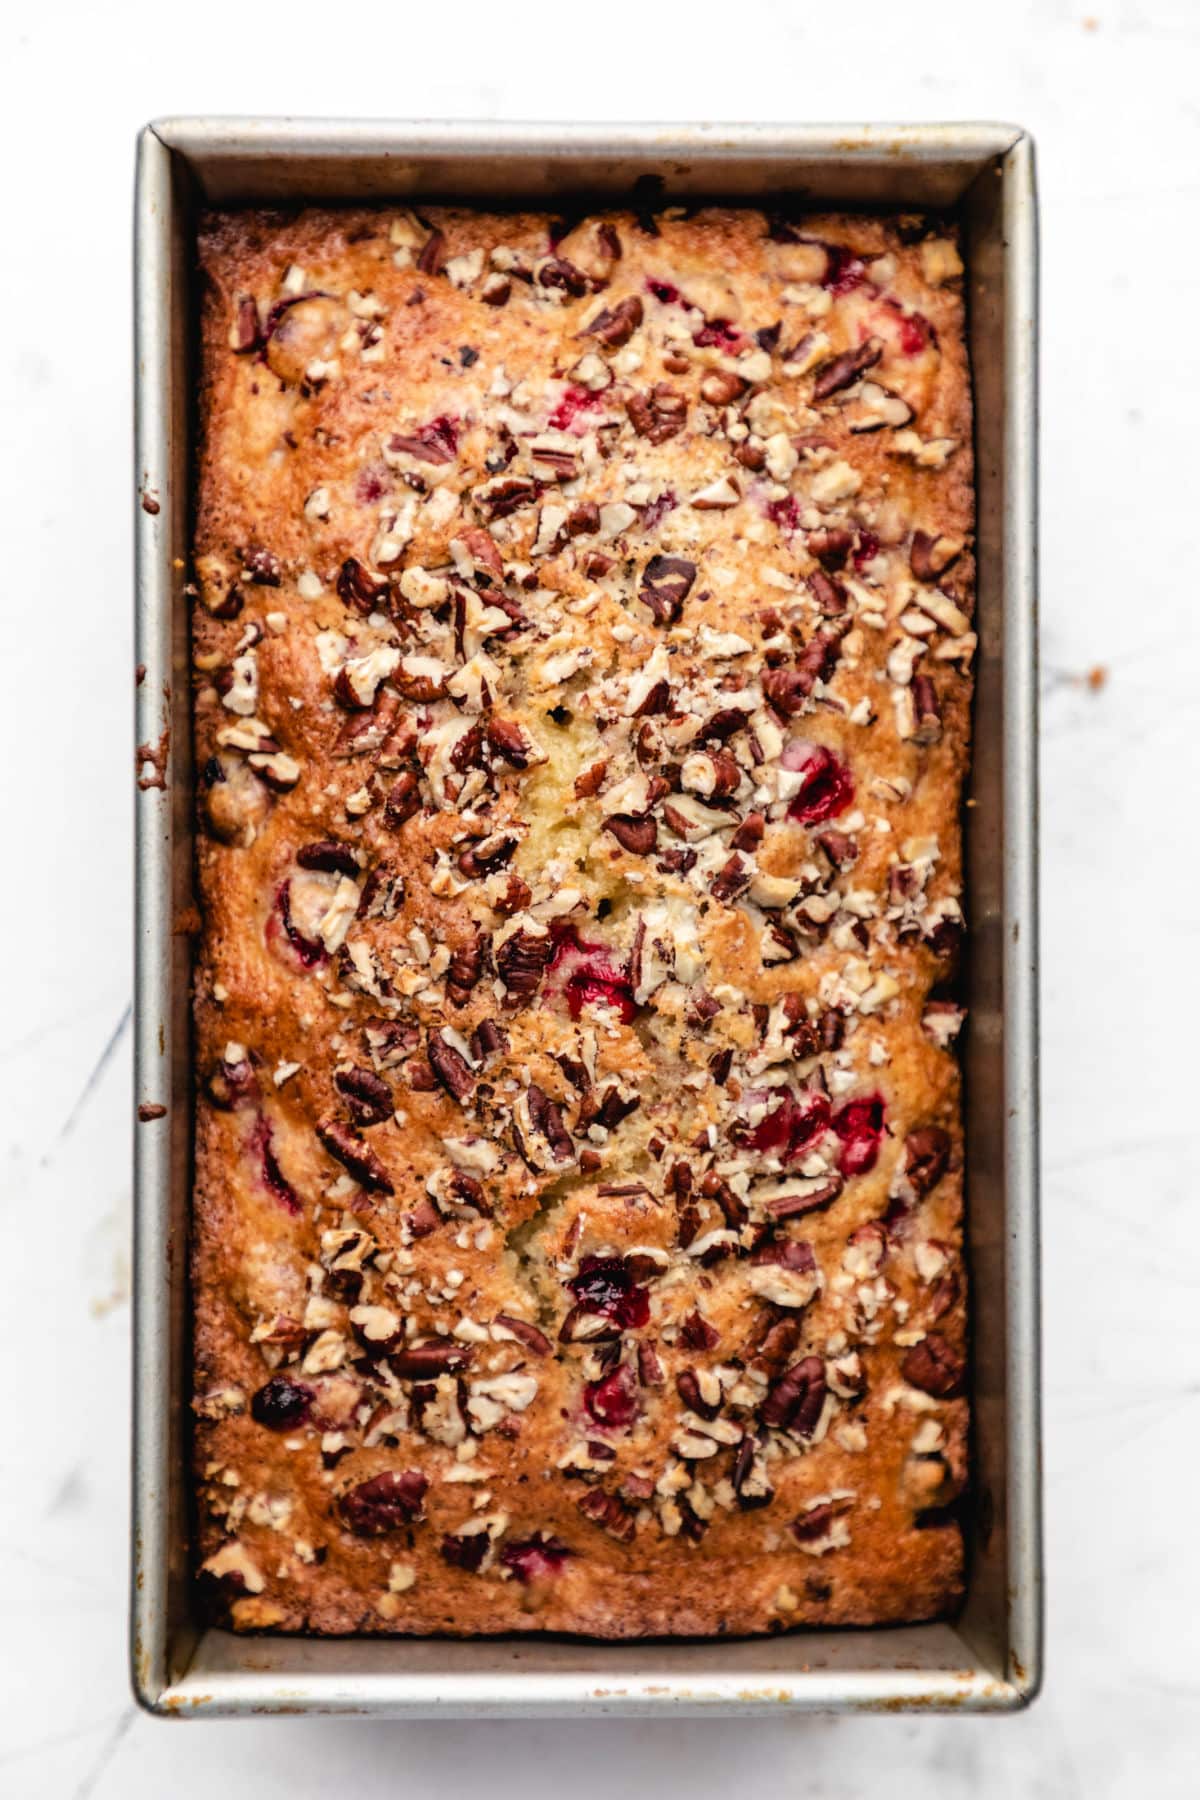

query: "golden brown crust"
xmin=190 ymin=203 xmax=974 ymax=1638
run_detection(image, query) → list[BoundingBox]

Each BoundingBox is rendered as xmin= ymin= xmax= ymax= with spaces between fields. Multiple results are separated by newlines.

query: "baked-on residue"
xmin=191 ymin=202 xmax=973 ymax=1636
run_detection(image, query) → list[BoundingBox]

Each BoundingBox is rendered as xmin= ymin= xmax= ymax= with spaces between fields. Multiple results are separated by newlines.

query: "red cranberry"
xmin=822 ymin=245 xmax=867 ymax=296
xmin=878 ymin=296 xmax=936 ymax=355
xmin=500 ymin=1535 xmax=572 ymax=1583
xmin=568 ymin=1256 xmax=650 ymax=1329
xmin=692 ymin=317 xmax=744 ymax=350
xmin=354 ymin=461 xmax=392 ymax=505
xmin=832 ymin=1095 xmax=887 ymax=1177
xmin=266 ymin=880 xmax=327 ymax=971
xmin=645 ymin=277 xmax=680 ymax=304
xmin=248 ymin=1113 xmax=301 ymax=1214
xmin=387 ymin=414 xmax=459 ymax=463
xmin=852 ymin=530 xmax=880 ymax=572
xmin=766 ymin=495 xmax=802 ymax=533
xmin=733 ymin=1087 xmax=832 ymax=1160
xmin=548 ymin=925 xmax=638 ymax=1023
xmin=251 ymin=1375 xmax=314 ymax=1430
xmin=547 ymin=385 xmax=602 ymax=431
xmin=584 ymin=1362 xmax=640 ymax=1431
xmin=783 ymin=743 xmax=855 ymax=825
xmin=638 ymin=488 xmax=677 ymax=530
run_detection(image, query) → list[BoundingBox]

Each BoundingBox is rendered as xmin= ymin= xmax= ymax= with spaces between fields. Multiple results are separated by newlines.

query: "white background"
xmin=2 ymin=1 xmax=1198 ymax=1793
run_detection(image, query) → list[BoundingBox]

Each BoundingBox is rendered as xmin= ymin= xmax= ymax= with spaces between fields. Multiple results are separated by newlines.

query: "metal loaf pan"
xmin=133 ymin=118 xmax=1040 ymax=1717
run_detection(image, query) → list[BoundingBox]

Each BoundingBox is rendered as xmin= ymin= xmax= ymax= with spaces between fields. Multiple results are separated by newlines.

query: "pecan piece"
xmin=603 ymin=814 xmax=657 ymax=855
xmin=709 ymin=853 xmax=751 ymax=905
xmin=625 ymin=383 xmax=687 ymax=444
xmin=578 ymin=295 xmax=643 ymax=347
xmin=638 ymin=554 xmax=696 ymax=626
xmin=440 ymin=1530 xmax=491 ymax=1572
xmin=333 ymin=689 xmax=401 ymax=759
xmin=574 ymin=758 xmax=608 ymax=799
xmin=297 ymin=840 xmax=361 ymax=878
xmin=446 ymin=930 xmax=484 ymax=1007
xmin=812 ymin=336 xmax=882 ymax=401
xmin=486 ymin=717 xmax=537 ymax=768
xmin=337 ymin=556 xmax=390 ymax=611
xmin=910 ymin=530 xmax=963 ymax=583
xmin=339 ymin=1470 xmax=428 ymax=1535
xmin=576 ymin=1488 xmax=636 ymax=1543
xmin=316 ymin=1116 xmax=394 ymax=1193
xmin=760 ymin=1354 xmax=826 ymax=1436
xmin=761 ymin=667 xmax=810 ymax=719
xmin=334 ymin=1064 xmax=393 ymax=1126
xmin=416 ymin=229 xmax=446 ymax=275
xmin=384 ymin=771 xmax=422 ymax=829
xmin=901 ymin=1332 xmax=966 ymax=1398
xmin=391 ymin=1341 xmax=473 ymax=1380
xmin=910 ymin=674 xmax=943 ymax=745
xmin=496 ymin=928 xmax=552 ymax=1002
xmin=494 ymin=1314 xmax=552 ymax=1356
xmin=700 ymin=369 xmax=748 ymax=406
xmin=537 ymin=255 xmax=591 ymax=296
xmin=426 ymin=1030 xmax=476 ymax=1103
xmin=905 ymin=1127 xmax=952 ymax=1198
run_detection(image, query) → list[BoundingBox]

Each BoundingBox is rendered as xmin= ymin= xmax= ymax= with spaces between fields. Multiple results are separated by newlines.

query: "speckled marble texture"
xmin=2 ymin=1 xmax=1198 ymax=1793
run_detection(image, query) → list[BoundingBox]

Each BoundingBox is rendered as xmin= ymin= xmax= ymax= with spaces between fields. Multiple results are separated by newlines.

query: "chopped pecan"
xmin=337 ymin=556 xmax=390 ymax=611
xmin=496 ymin=928 xmax=553 ymax=1003
xmin=760 ymin=1354 xmax=826 ymax=1436
xmin=710 ymin=853 xmax=751 ymax=905
xmin=427 ymin=1030 xmax=476 ymax=1102
xmin=333 ymin=689 xmax=401 ymax=759
xmin=316 ymin=1116 xmax=394 ymax=1193
xmin=391 ymin=1340 xmax=473 ymax=1380
xmin=334 ymin=1064 xmax=393 ymax=1126
xmin=446 ymin=930 xmax=484 ymax=1007
xmin=700 ymin=369 xmax=747 ymax=406
xmin=537 ymin=255 xmax=591 ymax=296
xmin=910 ymin=674 xmax=943 ymax=745
xmin=905 ymin=1127 xmax=952 ymax=1198
xmin=747 ymin=1311 xmax=801 ymax=1375
xmin=638 ymin=554 xmax=696 ymax=626
xmin=807 ymin=526 xmax=852 ymax=569
xmin=494 ymin=1314 xmax=552 ymax=1356
xmin=625 ymin=383 xmax=687 ymax=444
xmin=812 ymin=336 xmax=882 ymax=401
xmin=910 ymin=530 xmax=963 ymax=583
xmin=363 ymin=1018 xmax=420 ymax=1071
xmin=576 ymin=1488 xmax=636 ymax=1543
xmin=383 ymin=771 xmax=422 ymax=829
xmin=901 ymin=1332 xmax=966 ymax=1398
xmin=678 ymin=1309 xmax=719 ymax=1351
xmin=637 ymin=1341 xmax=665 ymax=1387
xmin=578 ymin=295 xmax=643 ymax=346
xmin=514 ymin=1084 xmax=574 ymax=1170
xmin=297 ymin=840 xmax=361 ymax=878
xmin=476 ymin=474 xmax=539 ymax=520
xmin=731 ymin=812 xmax=765 ymax=852
xmin=574 ymin=758 xmax=608 ymax=798
xmin=486 ymin=717 xmax=537 ymax=768
xmin=339 ymin=1470 xmax=428 ymax=1535
xmin=603 ymin=815 xmax=657 ymax=855
xmin=416 ymin=229 xmax=446 ymax=275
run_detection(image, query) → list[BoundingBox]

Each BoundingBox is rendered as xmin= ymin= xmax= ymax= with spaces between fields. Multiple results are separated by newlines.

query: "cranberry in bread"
xmin=191 ymin=202 xmax=972 ymax=1636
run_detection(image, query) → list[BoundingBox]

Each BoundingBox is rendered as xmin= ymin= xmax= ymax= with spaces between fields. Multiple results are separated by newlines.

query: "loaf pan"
xmin=133 ymin=117 xmax=1040 ymax=1716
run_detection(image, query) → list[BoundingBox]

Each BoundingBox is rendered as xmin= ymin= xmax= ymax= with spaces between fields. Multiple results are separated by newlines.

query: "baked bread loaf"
xmin=191 ymin=201 xmax=974 ymax=1637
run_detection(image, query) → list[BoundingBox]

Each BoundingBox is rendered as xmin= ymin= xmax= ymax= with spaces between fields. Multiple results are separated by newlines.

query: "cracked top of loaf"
xmin=190 ymin=200 xmax=973 ymax=1637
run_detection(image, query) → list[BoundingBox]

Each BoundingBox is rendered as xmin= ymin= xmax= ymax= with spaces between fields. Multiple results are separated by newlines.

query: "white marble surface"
xmin=3 ymin=0 xmax=1199 ymax=1791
